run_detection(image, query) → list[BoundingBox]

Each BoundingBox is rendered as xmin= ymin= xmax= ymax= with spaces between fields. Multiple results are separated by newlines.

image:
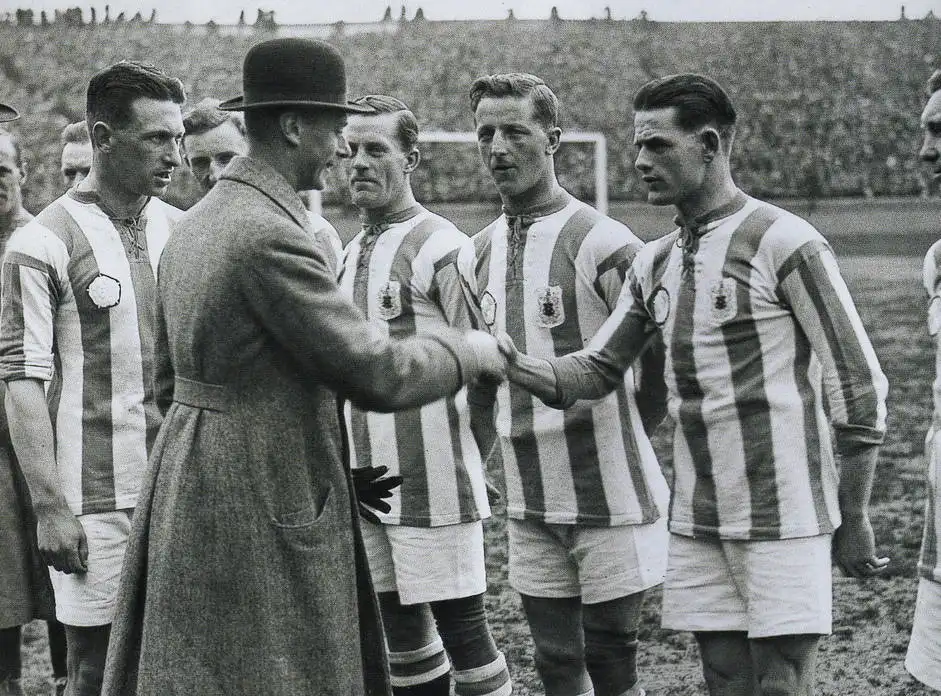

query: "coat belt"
xmin=174 ymin=377 xmax=231 ymax=412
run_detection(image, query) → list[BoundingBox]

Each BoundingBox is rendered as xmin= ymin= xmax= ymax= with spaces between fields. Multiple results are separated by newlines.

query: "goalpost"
xmin=419 ymin=130 xmax=609 ymax=215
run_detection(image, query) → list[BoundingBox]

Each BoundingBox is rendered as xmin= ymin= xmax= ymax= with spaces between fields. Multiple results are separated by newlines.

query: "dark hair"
xmin=0 ymin=127 xmax=23 ymax=168
xmin=183 ymin=97 xmax=246 ymax=138
xmin=469 ymin=72 xmax=562 ymax=130
xmin=349 ymin=94 xmax=419 ymax=152
xmin=633 ymin=73 xmax=737 ymax=140
xmin=86 ymin=60 xmax=186 ymax=130
xmin=928 ymin=69 xmax=941 ymax=96
xmin=60 ymin=121 xmax=90 ymax=146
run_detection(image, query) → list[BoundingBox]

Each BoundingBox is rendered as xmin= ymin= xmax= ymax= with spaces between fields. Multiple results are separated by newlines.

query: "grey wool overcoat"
xmin=102 ymin=157 xmax=484 ymax=696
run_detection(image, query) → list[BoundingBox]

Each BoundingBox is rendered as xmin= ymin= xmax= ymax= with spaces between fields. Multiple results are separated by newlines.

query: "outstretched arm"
xmin=498 ymin=291 xmax=656 ymax=409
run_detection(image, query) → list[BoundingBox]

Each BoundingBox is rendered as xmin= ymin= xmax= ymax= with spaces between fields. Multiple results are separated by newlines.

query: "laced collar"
xmin=70 ymin=188 xmax=149 ymax=226
xmin=674 ymin=189 xmax=749 ymax=278
xmin=360 ymin=204 xmax=422 ymax=235
xmin=502 ymin=189 xmax=572 ymax=233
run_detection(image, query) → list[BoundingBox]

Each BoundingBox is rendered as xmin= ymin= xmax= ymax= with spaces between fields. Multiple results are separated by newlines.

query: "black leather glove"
xmin=352 ymin=465 xmax=403 ymax=524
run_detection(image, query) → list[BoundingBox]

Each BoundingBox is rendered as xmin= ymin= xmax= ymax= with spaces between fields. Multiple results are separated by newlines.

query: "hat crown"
xmin=219 ymin=38 xmax=369 ymax=113
xmin=243 ymin=38 xmax=347 ymax=107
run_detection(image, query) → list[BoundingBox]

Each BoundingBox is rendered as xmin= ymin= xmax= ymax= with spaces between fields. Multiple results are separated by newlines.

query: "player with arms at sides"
xmin=467 ymin=72 xmax=670 ymax=696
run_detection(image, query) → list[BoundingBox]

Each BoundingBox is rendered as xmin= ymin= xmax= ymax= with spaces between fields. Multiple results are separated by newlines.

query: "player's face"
xmin=0 ymin=136 xmax=25 ymax=217
xmin=474 ymin=95 xmax=557 ymax=207
xmin=297 ymin=109 xmax=350 ymax=191
xmin=345 ymin=112 xmax=414 ymax=214
xmin=105 ymin=97 xmax=184 ymax=198
xmin=183 ymin=119 xmax=247 ymax=193
xmin=634 ymin=107 xmax=707 ymax=208
xmin=920 ymin=90 xmax=941 ymax=181
xmin=60 ymin=141 xmax=92 ymax=189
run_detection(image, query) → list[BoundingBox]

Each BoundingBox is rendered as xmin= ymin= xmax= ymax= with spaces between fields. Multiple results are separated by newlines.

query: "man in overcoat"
xmin=101 ymin=39 xmax=506 ymax=696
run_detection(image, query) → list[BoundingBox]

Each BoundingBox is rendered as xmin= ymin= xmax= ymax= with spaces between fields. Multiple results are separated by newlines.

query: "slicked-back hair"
xmin=633 ymin=73 xmax=737 ymax=141
xmin=349 ymin=94 xmax=419 ymax=153
xmin=86 ymin=60 xmax=185 ymax=131
xmin=928 ymin=69 xmax=941 ymax=96
xmin=0 ymin=127 xmax=23 ymax=169
xmin=183 ymin=97 xmax=246 ymax=138
xmin=469 ymin=72 xmax=562 ymax=131
xmin=60 ymin=121 xmax=90 ymax=146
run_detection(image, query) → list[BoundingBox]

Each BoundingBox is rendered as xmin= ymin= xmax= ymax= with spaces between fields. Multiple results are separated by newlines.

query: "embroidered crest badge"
xmin=480 ymin=291 xmax=497 ymax=328
xmin=710 ymin=277 xmax=737 ymax=323
xmin=86 ymin=274 xmax=121 ymax=310
xmin=535 ymin=286 xmax=564 ymax=328
xmin=650 ymin=286 xmax=671 ymax=326
xmin=929 ymin=296 xmax=941 ymax=336
xmin=376 ymin=280 xmax=402 ymax=320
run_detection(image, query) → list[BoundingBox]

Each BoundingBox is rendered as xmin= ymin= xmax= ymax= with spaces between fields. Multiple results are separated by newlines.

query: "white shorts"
xmin=907 ymin=578 xmax=941 ymax=691
xmin=361 ymin=520 xmax=486 ymax=605
xmin=49 ymin=509 xmax=131 ymax=627
xmin=662 ymin=533 xmax=832 ymax=638
xmin=507 ymin=516 xmax=669 ymax=604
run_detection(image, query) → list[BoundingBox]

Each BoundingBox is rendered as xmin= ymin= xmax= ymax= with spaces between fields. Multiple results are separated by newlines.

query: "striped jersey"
xmin=469 ymin=192 xmax=669 ymax=526
xmin=338 ymin=205 xmax=489 ymax=526
xmin=307 ymin=210 xmax=343 ymax=275
xmin=919 ymin=240 xmax=941 ymax=581
xmin=551 ymin=193 xmax=888 ymax=540
xmin=0 ymin=191 xmax=180 ymax=516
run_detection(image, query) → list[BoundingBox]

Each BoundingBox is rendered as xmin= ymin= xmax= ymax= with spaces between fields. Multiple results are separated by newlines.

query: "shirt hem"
xmin=667 ymin=521 xmax=835 ymax=541
xmin=507 ymin=507 xmax=660 ymax=527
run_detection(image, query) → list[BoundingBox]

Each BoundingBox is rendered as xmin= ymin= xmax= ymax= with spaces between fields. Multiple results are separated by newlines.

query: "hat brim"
xmin=218 ymin=95 xmax=371 ymax=114
xmin=0 ymin=103 xmax=20 ymax=122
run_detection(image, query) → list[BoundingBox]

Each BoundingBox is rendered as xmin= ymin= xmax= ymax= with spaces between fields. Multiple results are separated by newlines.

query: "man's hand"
xmin=466 ymin=330 xmax=507 ymax=383
xmin=36 ymin=507 xmax=88 ymax=574
xmin=352 ymin=465 xmax=403 ymax=524
xmin=833 ymin=512 xmax=890 ymax=578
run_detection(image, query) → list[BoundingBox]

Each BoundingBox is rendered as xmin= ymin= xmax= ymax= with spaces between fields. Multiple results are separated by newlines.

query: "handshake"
xmin=465 ymin=330 xmax=520 ymax=383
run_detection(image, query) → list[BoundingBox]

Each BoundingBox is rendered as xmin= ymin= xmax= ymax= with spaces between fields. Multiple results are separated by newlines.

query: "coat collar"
xmin=221 ymin=156 xmax=311 ymax=230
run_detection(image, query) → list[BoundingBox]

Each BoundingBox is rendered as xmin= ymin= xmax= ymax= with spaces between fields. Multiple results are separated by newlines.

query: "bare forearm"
xmin=5 ymin=379 xmax=64 ymax=512
xmin=470 ymin=401 xmax=498 ymax=462
xmin=837 ymin=445 xmax=880 ymax=519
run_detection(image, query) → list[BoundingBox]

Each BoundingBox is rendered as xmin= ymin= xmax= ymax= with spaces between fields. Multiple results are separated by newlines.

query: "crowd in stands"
xmin=0 ymin=12 xmax=938 ymax=211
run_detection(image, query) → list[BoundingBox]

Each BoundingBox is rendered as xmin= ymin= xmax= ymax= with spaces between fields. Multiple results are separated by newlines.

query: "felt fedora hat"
xmin=0 ymin=102 xmax=19 ymax=122
xmin=219 ymin=38 xmax=370 ymax=113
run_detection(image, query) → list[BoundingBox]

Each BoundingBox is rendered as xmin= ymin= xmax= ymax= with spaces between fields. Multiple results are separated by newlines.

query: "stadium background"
xmin=4 ymin=7 xmax=941 ymax=695
xmin=0 ymin=10 xmax=939 ymax=212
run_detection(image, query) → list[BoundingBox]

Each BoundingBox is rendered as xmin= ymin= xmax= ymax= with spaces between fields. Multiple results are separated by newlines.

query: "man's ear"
xmin=280 ymin=111 xmax=302 ymax=147
xmin=18 ymin=160 xmax=26 ymax=185
xmin=546 ymin=127 xmax=562 ymax=155
xmin=700 ymin=128 xmax=721 ymax=162
xmin=404 ymin=147 xmax=421 ymax=174
xmin=91 ymin=121 xmax=113 ymax=153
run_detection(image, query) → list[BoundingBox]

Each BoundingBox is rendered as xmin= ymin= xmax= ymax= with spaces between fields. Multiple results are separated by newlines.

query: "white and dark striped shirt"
xmin=919 ymin=240 xmax=941 ymax=581
xmin=0 ymin=191 xmax=180 ymax=515
xmin=469 ymin=192 xmax=669 ymax=526
xmin=552 ymin=193 xmax=888 ymax=540
xmin=339 ymin=205 xmax=489 ymax=526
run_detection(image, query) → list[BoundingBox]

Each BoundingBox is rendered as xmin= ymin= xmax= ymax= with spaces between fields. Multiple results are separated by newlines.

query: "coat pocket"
xmin=271 ymin=484 xmax=335 ymax=530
